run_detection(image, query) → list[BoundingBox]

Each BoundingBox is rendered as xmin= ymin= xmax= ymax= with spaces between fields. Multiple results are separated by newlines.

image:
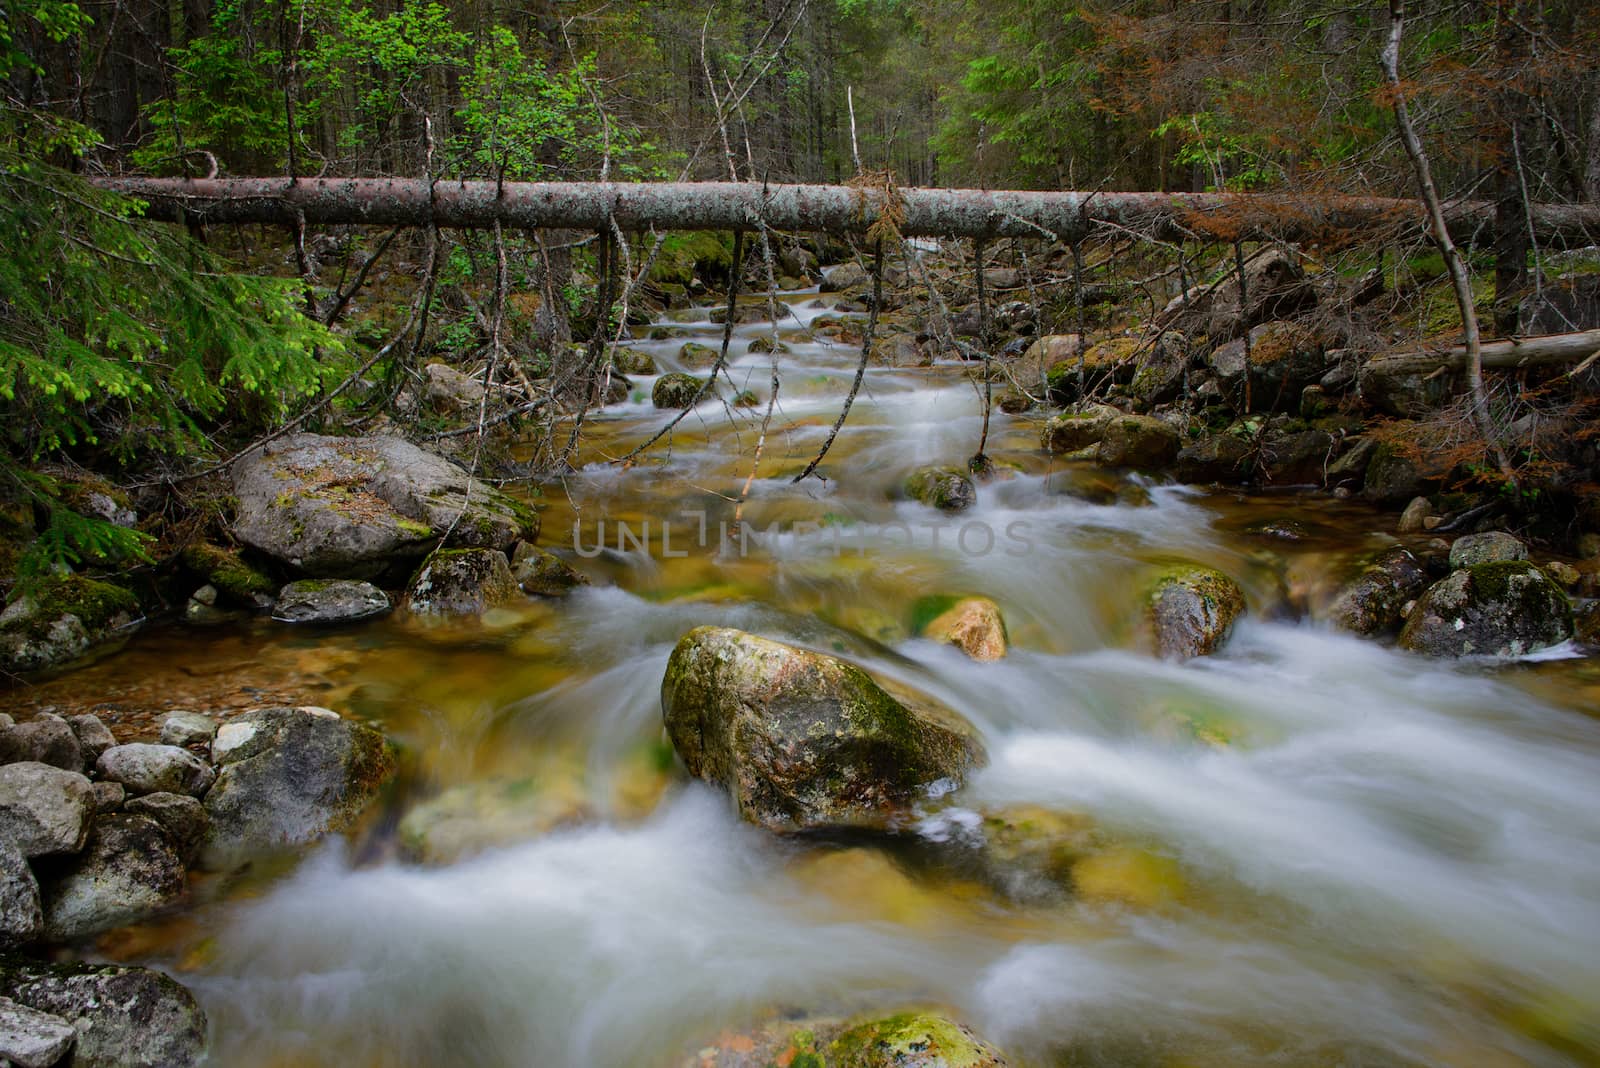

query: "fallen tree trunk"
xmin=1363 ymin=329 xmax=1600 ymax=376
xmin=91 ymin=177 xmax=1600 ymax=246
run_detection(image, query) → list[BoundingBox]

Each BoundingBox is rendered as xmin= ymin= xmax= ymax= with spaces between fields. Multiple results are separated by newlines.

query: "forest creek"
xmin=4 ymin=3 xmax=1600 ymax=1068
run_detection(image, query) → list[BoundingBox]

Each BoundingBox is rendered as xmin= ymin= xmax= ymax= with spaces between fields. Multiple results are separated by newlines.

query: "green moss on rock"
xmin=828 ymin=1011 xmax=1006 ymax=1068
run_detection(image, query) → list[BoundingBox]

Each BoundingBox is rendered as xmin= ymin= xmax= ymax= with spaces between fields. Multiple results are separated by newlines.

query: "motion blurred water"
xmin=68 ymin=287 xmax=1600 ymax=1067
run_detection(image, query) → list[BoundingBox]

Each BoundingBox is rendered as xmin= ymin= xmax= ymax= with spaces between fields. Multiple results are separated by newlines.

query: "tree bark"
xmin=1362 ymin=329 xmax=1600 ymax=377
xmin=90 ymin=176 xmax=1600 ymax=245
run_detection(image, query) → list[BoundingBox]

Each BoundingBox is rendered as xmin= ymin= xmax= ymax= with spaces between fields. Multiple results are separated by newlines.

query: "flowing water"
xmin=13 ymin=287 xmax=1600 ymax=1067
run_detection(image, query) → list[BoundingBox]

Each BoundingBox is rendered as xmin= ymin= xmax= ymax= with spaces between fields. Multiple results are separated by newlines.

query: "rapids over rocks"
xmin=8 ymin=285 xmax=1600 ymax=1068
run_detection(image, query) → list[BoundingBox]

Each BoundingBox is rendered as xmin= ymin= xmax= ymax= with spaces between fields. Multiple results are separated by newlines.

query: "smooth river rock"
xmin=201 ymin=706 xmax=397 ymax=870
xmin=901 ymin=467 xmax=976 ymax=513
xmin=0 ymin=997 xmax=76 ymax=1068
xmin=94 ymin=743 xmax=214 ymax=798
xmin=916 ymin=596 xmax=1008 ymax=661
xmin=0 ymin=763 xmax=93 ymax=858
xmin=272 ymin=579 xmax=392 ymax=624
xmin=0 ymin=714 xmax=82 ymax=772
xmin=1448 ymin=530 xmax=1528 ymax=568
xmin=1142 ymin=565 xmax=1247 ymax=659
xmin=661 ymin=627 xmax=984 ymax=832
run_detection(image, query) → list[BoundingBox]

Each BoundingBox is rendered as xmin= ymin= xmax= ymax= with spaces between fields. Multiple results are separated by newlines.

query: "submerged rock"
xmin=405 ymin=547 xmax=520 ymax=616
xmin=901 ymin=467 xmax=976 ymax=513
xmin=1398 ymin=561 xmax=1573 ymax=657
xmin=1142 ymin=566 xmax=1247 ymax=659
xmin=1325 ymin=547 xmax=1429 ymax=637
xmin=829 ymin=1011 xmax=1008 ymax=1067
xmin=0 ymin=576 xmax=141 ymax=677
xmin=660 ymin=627 xmax=984 ymax=832
xmin=94 ymin=744 xmax=214 ymax=798
xmin=201 ymin=706 xmax=396 ymax=870
xmin=39 ymin=814 xmax=187 ymax=941
xmin=0 ymin=996 xmax=75 ymax=1068
xmin=1448 ymin=530 xmax=1528 ymax=568
xmin=231 ymin=432 xmax=537 ymax=578
xmin=510 ymin=543 xmax=590 ymax=597
xmin=0 ymin=960 xmax=207 ymax=1068
xmin=398 ymin=776 xmax=592 ymax=865
xmin=0 ymin=764 xmax=93 ymax=858
xmin=272 ymin=579 xmax=392 ymax=624
xmin=914 ymin=596 xmax=1007 ymax=661
xmin=684 ymin=1011 xmax=1006 ymax=1068
xmin=0 ymin=840 xmax=42 ymax=948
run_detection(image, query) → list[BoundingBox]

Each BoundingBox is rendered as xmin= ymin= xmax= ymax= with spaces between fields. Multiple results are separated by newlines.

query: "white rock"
xmin=0 ymin=996 xmax=75 ymax=1068
xmin=0 ymin=763 xmax=93 ymax=857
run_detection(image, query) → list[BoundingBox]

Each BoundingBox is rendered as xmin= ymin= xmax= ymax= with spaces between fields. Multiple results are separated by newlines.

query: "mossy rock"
xmin=1040 ymin=404 xmax=1118 ymax=454
xmin=828 ymin=1011 xmax=1007 ymax=1067
xmin=1398 ymin=561 xmax=1573 ymax=657
xmin=732 ymin=389 xmax=761 ymax=409
xmin=650 ymin=231 xmax=734 ymax=286
xmin=748 ymin=335 xmax=790 ymax=355
xmin=404 ymin=547 xmax=520 ymax=617
xmin=1096 ymin=414 xmax=1180 ymax=469
xmin=1141 ymin=565 xmax=1246 ymax=660
xmin=652 ymin=373 xmax=711 ymax=409
xmin=609 ymin=347 xmax=656 ymax=375
xmin=0 ymin=575 xmax=142 ymax=675
xmin=678 ymin=341 xmax=721 ymax=369
xmin=1324 ymin=547 xmax=1428 ymax=637
xmin=660 ymin=627 xmax=984 ymax=832
xmin=901 ymin=467 xmax=976 ymax=513
xmin=179 ymin=543 xmax=274 ymax=604
xmin=510 ymin=543 xmax=590 ymax=597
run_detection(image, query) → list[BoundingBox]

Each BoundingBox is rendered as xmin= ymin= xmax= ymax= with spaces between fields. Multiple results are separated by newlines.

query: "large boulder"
xmin=1045 ymin=337 xmax=1139 ymax=404
xmin=271 ymin=579 xmax=392 ymax=624
xmin=0 ymin=997 xmax=75 ymax=1068
xmin=0 ymin=764 xmax=93 ymax=858
xmin=404 ymin=548 xmax=520 ymax=616
xmin=94 ymin=744 xmax=214 ymax=798
xmin=1448 ymin=531 xmax=1528 ymax=568
xmin=1398 ymin=562 xmax=1573 ymax=657
xmin=230 ymin=433 xmax=537 ymax=578
xmin=201 ymin=706 xmax=397 ymax=870
xmin=0 ymin=714 xmax=82 ymax=772
xmin=652 ymin=372 xmax=711 ymax=409
xmin=0 ymin=840 xmax=42 ymax=948
xmin=660 ymin=627 xmax=984 ymax=831
xmin=1175 ymin=431 xmax=1254 ymax=483
xmin=1040 ymin=404 xmax=1118 ymax=455
xmin=0 ymin=961 xmax=207 ymax=1068
xmin=1323 ymin=547 xmax=1429 ymax=637
xmin=1207 ymin=321 xmax=1326 ymax=412
xmin=0 ymin=577 xmax=141 ymax=677
xmin=901 ymin=467 xmax=976 ymax=513
xmin=1141 ymin=566 xmax=1247 ymax=659
xmin=38 ymin=814 xmax=187 ymax=941
xmin=1096 ymin=414 xmax=1181 ymax=469
xmin=1161 ymin=246 xmax=1315 ymax=339
xmin=1126 ymin=331 xmax=1190 ymax=409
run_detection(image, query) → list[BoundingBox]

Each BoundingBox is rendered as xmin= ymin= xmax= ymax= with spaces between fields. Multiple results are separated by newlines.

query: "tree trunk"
xmin=91 ymin=176 xmax=1600 ymax=244
xmin=1362 ymin=329 xmax=1600 ymax=377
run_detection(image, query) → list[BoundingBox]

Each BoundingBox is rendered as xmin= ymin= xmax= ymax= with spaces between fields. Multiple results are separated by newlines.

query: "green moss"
xmin=909 ymin=594 xmax=964 ymax=636
xmin=394 ymin=517 xmax=435 ymax=539
xmin=2 ymin=574 xmax=139 ymax=640
xmin=1469 ymin=561 xmax=1572 ymax=623
xmin=180 ymin=543 xmax=275 ymax=601
xmin=829 ymin=1012 xmax=997 ymax=1068
xmin=649 ymin=232 xmax=734 ymax=286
